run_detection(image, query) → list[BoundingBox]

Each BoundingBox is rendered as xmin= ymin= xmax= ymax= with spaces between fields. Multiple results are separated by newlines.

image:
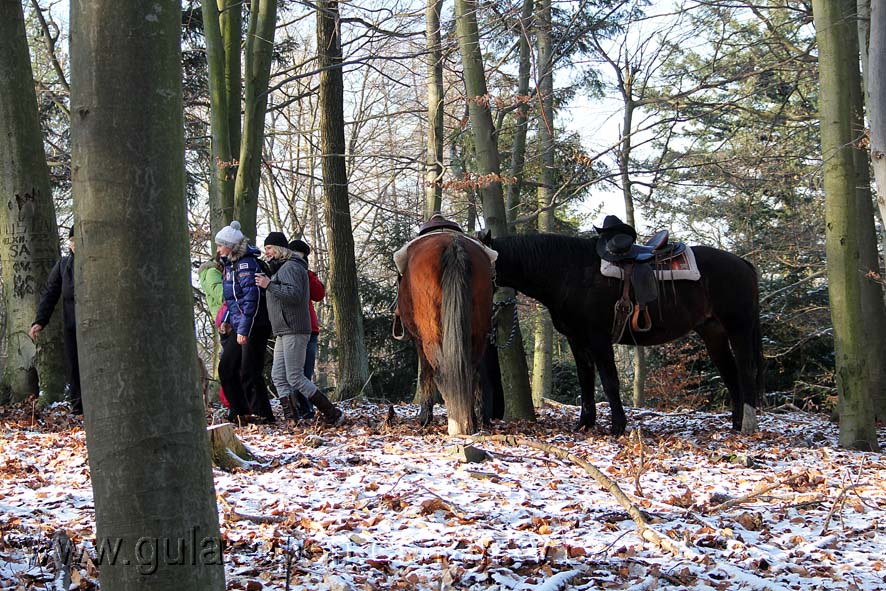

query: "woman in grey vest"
xmin=256 ymin=232 xmax=343 ymax=425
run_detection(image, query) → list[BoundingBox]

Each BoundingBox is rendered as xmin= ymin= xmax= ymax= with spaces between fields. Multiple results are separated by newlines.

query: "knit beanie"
xmin=215 ymin=220 xmax=244 ymax=248
xmin=264 ymin=231 xmax=289 ymax=249
xmin=289 ymin=239 xmax=311 ymax=257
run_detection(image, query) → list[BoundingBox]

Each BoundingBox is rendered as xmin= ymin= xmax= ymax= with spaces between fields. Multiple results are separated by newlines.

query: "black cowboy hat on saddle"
xmin=594 ymin=215 xmax=654 ymax=263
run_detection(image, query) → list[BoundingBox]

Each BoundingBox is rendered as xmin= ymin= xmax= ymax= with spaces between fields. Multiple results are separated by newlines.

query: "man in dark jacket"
xmin=29 ymin=226 xmax=81 ymax=415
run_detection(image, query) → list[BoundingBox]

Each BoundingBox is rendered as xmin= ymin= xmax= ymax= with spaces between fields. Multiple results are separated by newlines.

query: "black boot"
xmin=309 ymin=390 xmax=343 ymax=426
xmin=279 ymin=394 xmax=296 ymax=420
xmin=292 ymin=393 xmax=315 ymax=420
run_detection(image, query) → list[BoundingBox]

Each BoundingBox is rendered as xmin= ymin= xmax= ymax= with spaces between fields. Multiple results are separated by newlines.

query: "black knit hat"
xmin=264 ymin=231 xmax=288 ymax=249
xmin=289 ymin=239 xmax=311 ymax=257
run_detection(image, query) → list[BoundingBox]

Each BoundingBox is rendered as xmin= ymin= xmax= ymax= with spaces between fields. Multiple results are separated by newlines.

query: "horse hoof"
xmin=610 ymin=418 xmax=627 ymax=437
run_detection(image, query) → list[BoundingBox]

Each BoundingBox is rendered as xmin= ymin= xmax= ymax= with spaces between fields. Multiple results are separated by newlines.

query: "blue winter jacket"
xmin=221 ymin=245 xmax=269 ymax=337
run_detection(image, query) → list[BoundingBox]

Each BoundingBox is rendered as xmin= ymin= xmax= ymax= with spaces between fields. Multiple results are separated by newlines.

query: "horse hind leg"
xmin=696 ymin=320 xmax=747 ymax=432
xmin=416 ymin=351 xmax=437 ymax=428
xmin=727 ymin=327 xmax=759 ymax=434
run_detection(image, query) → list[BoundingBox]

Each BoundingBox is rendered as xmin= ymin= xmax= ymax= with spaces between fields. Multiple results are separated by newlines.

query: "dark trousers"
xmin=63 ymin=327 xmax=82 ymax=414
xmin=304 ymin=332 xmax=318 ymax=380
xmin=219 ymin=324 xmax=272 ymax=419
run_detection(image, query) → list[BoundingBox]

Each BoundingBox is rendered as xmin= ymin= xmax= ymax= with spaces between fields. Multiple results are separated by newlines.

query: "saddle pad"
xmin=600 ymin=246 xmax=701 ymax=281
xmin=393 ymin=229 xmax=498 ymax=273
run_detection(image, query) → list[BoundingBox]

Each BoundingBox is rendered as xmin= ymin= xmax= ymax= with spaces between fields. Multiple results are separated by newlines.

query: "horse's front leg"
xmin=416 ymin=352 xmax=437 ymax=427
xmin=591 ymin=338 xmax=627 ymax=436
xmin=568 ymin=338 xmax=598 ymax=431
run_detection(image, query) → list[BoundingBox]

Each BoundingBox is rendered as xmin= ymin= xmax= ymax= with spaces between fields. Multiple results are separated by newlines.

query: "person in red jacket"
xmin=289 ymin=239 xmax=325 ymax=380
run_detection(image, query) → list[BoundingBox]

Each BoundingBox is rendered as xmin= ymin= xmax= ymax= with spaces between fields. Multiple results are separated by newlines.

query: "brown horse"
xmin=397 ymin=233 xmax=494 ymax=435
xmin=485 ymin=233 xmax=763 ymax=436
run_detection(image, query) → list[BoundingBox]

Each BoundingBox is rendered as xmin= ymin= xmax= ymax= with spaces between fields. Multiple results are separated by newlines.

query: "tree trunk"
xmin=317 ymin=0 xmax=372 ymax=400
xmin=848 ymin=0 xmax=886 ymax=422
xmin=620 ymin=83 xmax=646 ymax=407
xmin=233 ymin=0 xmax=278 ymax=239
xmin=505 ymin=0 xmax=534 ymax=229
xmin=858 ymin=0 xmax=871 ymax=85
xmin=861 ymin=0 xmax=886 ymax=271
xmin=455 ymin=0 xmax=534 ymax=421
xmin=531 ymin=0 xmax=553 ymax=406
xmin=812 ymin=0 xmax=880 ymax=451
xmin=70 ymin=2 xmax=226 ymax=588
xmin=424 ymin=0 xmax=444 ymax=219
xmin=0 ymin=2 xmax=65 ymax=404
xmin=530 ymin=309 xmax=552 ymax=407
xmin=202 ymin=0 xmax=235 ymax=236
xmin=221 ymin=0 xmax=242 ymax=173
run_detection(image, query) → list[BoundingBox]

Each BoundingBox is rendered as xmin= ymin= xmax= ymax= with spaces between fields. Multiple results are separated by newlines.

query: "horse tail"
xmin=743 ymin=256 xmax=765 ymax=405
xmin=437 ymin=236 xmax=476 ymax=434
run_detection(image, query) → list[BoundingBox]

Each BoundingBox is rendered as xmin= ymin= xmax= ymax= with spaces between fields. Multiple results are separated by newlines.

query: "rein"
xmin=488 ymin=294 xmax=519 ymax=350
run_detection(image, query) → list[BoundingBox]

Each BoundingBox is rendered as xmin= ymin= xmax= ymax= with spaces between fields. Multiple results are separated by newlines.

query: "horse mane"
xmin=492 ymin=233 xmax=599 ymax=273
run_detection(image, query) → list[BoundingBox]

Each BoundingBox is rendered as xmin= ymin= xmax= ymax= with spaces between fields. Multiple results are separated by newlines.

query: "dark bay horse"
xmin=398 ymin=233 xmax=494 ymax=435
xmin=487 ymin=234 xmax=763 ymax=436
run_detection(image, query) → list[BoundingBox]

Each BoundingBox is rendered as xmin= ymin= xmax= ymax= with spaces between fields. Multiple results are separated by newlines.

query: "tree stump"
xmin=208 ymin=423 xmax=257 ymax=470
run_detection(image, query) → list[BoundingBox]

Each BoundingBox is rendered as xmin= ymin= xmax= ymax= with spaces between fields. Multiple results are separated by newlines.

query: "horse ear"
xmin=476 ymin=228 xmax=492 ymax=245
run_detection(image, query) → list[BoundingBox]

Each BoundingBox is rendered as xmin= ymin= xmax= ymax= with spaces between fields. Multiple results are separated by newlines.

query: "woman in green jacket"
xmin=199 ymin=258 xmax=225 ymax=319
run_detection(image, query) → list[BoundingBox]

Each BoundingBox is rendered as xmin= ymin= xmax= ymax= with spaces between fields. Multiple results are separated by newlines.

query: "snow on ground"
xmin=1 ymin=401 xmax=885 ymax=590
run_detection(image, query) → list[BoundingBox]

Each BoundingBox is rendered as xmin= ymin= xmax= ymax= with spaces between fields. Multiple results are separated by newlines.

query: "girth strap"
xmin=611 ymin=263 xmax=634 ymax=342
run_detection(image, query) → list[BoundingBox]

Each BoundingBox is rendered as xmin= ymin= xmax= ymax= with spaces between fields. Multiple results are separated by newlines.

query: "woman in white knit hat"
xmin=215 ymin=221 xmax=274 ymax=425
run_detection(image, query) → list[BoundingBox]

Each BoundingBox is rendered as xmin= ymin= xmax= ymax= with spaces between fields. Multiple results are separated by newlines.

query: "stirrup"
xmin=631 ymin=305 xmax=652 ymax=332
xmin=392 ymin=314 xmax=406 ymax=341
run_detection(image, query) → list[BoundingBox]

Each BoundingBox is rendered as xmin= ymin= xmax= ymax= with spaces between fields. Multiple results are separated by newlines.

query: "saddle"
xmin=597 ymin=229 xmax=687 ymax=341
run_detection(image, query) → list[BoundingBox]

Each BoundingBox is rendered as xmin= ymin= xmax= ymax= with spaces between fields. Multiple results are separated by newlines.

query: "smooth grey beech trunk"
xmin=531 ymin=0 xmax=553 ymax=406
xmin=424 ymin=0 xmax=444 ymax=219
xmin=70 ymin=2 xmax=226 ymax=589
xmin=505 ymin=0 xmax=534 ymax=229
xmin=454 ymin=0 xmax=534 ymax=421
xmin=233 ymin=0 xmax=278 ymax=239
xmin=812 ymin=0 xmax=880 ymax=451
xmin=0 ymin=2 xmax=65 ymax=404
xmin=317 ymin=0 xmax=372 ymax=400
xmin=846 ymin=4 xmax=886 ymax=424
xmin=201 ymin=0 xmax=235 ymax=236
xmin=863 ymin=0 xmax=886 ymax=419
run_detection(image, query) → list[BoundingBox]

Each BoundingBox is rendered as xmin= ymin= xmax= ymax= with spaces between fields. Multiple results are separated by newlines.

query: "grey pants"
xmin=272 ymin=333 xmax=319 ymax=399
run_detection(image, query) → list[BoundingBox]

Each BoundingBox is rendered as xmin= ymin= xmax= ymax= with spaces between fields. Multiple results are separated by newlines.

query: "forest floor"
xmin=0 ymin=399 xmax=885 ymax=590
